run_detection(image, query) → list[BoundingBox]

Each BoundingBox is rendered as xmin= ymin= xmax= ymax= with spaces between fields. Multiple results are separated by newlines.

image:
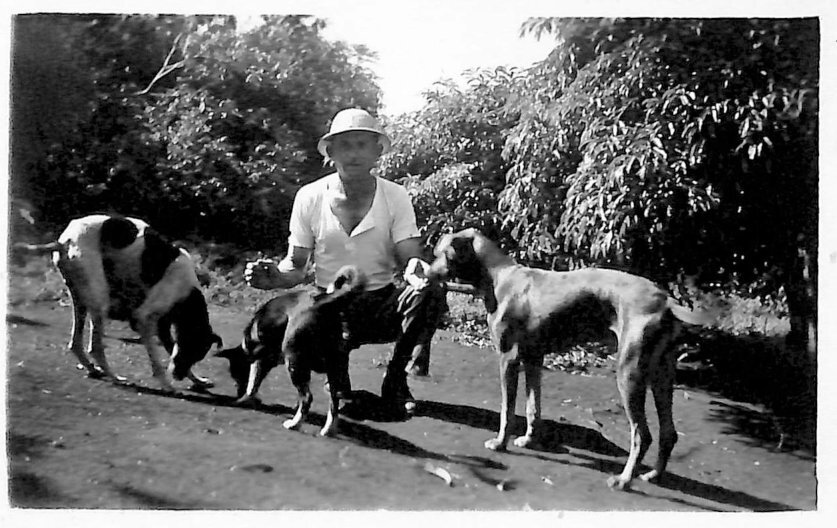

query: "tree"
xmin=12 ymin=14 xmax=383 ymax=250
xmin=10 ymin=15 xmax=108 ymax=233
xmin=502 ymin=18 xmax=818 ymax=357
xmin=380 ymin=68 xmax=522 ymax=247
xmin=14 ymin=14 xmax=196 ymax=231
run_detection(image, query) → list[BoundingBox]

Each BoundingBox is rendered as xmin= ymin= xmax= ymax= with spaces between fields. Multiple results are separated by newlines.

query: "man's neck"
xmin=336 ymin=171 xmax=376 ymax=198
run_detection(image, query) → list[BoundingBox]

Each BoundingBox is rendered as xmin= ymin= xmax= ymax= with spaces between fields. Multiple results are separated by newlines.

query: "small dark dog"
xmin=215 ymin=266 xmax=366 ymax=436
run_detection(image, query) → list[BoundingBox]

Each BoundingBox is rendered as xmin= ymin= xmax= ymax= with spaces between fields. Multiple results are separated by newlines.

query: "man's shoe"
xmin=381 ymin=376 xmax=416 ymax=414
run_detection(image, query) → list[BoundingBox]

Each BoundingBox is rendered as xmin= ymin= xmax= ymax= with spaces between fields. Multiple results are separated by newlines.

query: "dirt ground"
xmin=4 ymin=297 xmax=817 ymax=513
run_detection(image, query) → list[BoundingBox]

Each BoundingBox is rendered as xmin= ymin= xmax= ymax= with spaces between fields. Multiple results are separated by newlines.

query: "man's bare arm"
xmin=245 ymin=246 xmax=312 ymax=290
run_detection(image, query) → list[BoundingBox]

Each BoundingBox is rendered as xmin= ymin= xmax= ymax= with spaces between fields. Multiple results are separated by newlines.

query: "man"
xmin=245 ymin=108 xmax=446 ymax=414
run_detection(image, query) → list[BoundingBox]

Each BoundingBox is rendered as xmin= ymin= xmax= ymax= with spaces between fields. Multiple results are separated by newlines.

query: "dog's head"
xmin=169 ymin=331 xmax=223 ymax=381
xmin=166 ymin=289 xmax=224 ymax=381
xmin=213 ymin=345 xmax=251 ymax=398
xmin=427 ymin=228 xmax=487 ymax=286
xmin=212 ymin=294 xmax=298 ymax=397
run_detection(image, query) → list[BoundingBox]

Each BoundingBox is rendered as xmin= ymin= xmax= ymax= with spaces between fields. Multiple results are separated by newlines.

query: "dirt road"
xmin=5 ymin=302 xmax=816 ymax=511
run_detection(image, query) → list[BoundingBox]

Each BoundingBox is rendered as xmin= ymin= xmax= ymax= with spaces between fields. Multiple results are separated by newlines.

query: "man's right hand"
xmin=244 ymin=258 xmax=283 ymax=290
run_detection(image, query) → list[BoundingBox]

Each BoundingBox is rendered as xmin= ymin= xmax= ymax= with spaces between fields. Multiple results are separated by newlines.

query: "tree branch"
xmin=135 ymin=33 xmax=186 ymax=95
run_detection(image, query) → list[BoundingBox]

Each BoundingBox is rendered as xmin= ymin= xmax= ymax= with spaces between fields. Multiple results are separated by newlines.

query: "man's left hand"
xmin=403 ymin=257 xmax=430 ymax=290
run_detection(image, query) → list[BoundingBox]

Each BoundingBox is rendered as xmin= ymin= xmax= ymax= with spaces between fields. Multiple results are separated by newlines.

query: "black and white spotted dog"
xmin=14 ymin=214 xmax=222 ymax=392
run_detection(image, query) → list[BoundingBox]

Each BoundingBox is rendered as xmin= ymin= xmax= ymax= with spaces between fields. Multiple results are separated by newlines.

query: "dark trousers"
xmin=339 ymin=281 xmax=447 ymax=391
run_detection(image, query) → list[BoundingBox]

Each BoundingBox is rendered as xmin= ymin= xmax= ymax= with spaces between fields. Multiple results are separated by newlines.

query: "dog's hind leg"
xmin=67 ymin=295 xmax=104 ymax=378
xmin=320 ymin=352 xmax=351 ymax=436
xmin=486 ymin=351 xmax=520 ymax=451
xmin=320 ymin=382 xmax=340 ymax=437
xmin=284 ymin=363 xmax=313 ymax=430
xmin=608 ymin=331 xmax=652 ymax=490
xmin=87 ymin=312 xmax=126 ymax=383
xmin=236 ymin=358 xmax=272 ymax=405
xmin=134 ymin=313 xmax=175 ymax=392
xmin=641 ymin=329 xmax=679 ymax=483
xmin=513 ymin=357 xmax=542 ymax=448
xmin=61 ymin=271 xmax=105 ymax=378
xmin=640 ymin=374 xmax=676 ymax=484
xmin=283 ymin=383 xmax=313 ymax=431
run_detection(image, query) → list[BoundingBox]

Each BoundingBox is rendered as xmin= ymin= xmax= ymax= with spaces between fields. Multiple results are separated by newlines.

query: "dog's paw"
xmin=109 ymin=374 xmax=129 ymax=384
xmin=319 ymin=411 xmax=339 ymax=437
xmin=188 ymin=382 xmax=212 ymax=393
xmin=513 ymin=435 xmax=536 ymax=449
xmin=639 ymin=469 xmax=661 ymax=483
xmin=234 ymin=395 xmax=262 ymax=407
xmin=190 ymin=376 xmax=214 ymax=389
xmin=606 ymin=475 xmax=632 ymax=491
xmin=80 ymin=364 xmax=108 ymax=379
xmin=319 ymin=425 xmax=337 ymax=437
xmin=282 ymin=418 xmax=302 ymax=430
xmin=484 ymin=438 xmax=508 ymax=451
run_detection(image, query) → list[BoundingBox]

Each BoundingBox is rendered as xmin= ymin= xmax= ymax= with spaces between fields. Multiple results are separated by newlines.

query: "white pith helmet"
xmin=317 ymin=108 xmax=391 ymax=157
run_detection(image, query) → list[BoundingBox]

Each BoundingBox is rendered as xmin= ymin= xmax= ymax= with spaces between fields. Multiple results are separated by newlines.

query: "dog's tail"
xmin=667 ymin=298 xmax=717 ymax=327
xmin=325 ymin=265 xmax=367 ymax=295
xmin=308 ymin=266 xmax=367 ymax=321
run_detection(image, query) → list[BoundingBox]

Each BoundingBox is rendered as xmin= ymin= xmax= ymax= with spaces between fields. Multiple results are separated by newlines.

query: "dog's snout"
xmin=173 ymin=362 xmax=193 ymax=381
xmin=168 ymin=361 xmax=188 ymax=381
xmin=426 ymin=258 xmax=449 ymax=281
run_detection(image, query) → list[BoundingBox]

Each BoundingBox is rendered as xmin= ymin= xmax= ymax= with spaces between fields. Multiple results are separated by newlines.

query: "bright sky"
xmin=10 ymin=0 xmax=835 ymax=117
xmin=234 ymin=1 xmax=558 ymax=115
xmin=314 ymin=2 xmax=557 ymax=115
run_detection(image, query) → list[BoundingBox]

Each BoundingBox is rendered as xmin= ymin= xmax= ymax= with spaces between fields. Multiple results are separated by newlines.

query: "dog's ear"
xmin=450 ymin=235 xmax=476 ymax=259
xmin=433 ymin=233 xmax=452 ymax=256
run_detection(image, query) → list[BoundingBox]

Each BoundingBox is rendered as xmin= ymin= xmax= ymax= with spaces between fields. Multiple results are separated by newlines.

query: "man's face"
xmin=327 ymin=131 xmax=383 ymax=178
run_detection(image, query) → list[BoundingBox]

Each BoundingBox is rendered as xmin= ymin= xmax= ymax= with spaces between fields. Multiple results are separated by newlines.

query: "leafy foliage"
xmin=10 ymin=15 xmax=818 ymax=356
xmin=503 ymin=18 xmax=818 ymax=290
xmin=14 ymin=14 xmax=382 ymax=249
xmin=380 ymin=69 xmax=522 ymax=248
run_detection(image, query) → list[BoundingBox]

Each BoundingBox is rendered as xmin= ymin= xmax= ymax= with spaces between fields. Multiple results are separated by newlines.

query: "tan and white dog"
xmin=427 ymin=229 xmax=715 ymax=490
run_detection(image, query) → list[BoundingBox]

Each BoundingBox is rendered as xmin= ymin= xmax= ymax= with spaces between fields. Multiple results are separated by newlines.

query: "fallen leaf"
xmin=423 ymin=462 xmax=453 ymax=486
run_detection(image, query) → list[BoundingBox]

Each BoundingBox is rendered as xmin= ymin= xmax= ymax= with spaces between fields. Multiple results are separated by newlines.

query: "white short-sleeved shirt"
xmin=288 ymin=173 xmax=420 ymax=290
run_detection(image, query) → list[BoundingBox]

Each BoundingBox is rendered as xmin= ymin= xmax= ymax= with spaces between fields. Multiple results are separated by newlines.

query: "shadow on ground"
xmin=675 ymin=328 xmax=816 ymax=456
xmin=416 ymin=399 xmax=798 ymax=512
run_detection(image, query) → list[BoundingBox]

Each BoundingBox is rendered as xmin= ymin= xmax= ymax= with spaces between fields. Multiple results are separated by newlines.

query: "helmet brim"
xmin=317 ymin=129 xmax=391 ymax=157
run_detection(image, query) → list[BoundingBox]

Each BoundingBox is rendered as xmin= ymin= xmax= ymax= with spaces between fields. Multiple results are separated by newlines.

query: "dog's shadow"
xmin=6 ymin=314 xmax=50 ymax=327
xmin=113 ymin=381 xmax=296 ymax=415
xmin=116 ymin=384 xmax=468 ymax=465
xmin=415 ymin=399 xmax=797 ymax=511
xmin=115 ymin=384 xmax=798 ymax=511
xmin=416 ymin=399 xmax=627 ymax=458
xmin=339 ymin=389 xmax=415 ymax=423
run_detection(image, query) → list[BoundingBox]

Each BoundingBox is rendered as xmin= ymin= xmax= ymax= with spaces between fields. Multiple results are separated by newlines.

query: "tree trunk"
xmin=784 ymin=236 xmax=817 ymax=370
